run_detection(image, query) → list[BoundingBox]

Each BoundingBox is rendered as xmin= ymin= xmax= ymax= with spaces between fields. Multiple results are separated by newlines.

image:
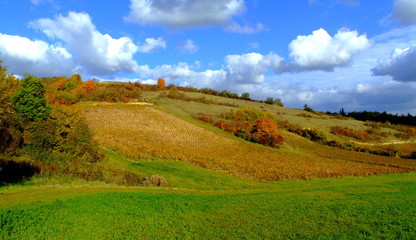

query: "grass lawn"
xmin=1 ymin=170 xmax=415 ymax=239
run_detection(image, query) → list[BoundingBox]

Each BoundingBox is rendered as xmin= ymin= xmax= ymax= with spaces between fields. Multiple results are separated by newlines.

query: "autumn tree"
xmin=157 ymin=78 xmax=166 ymax=90
xmin=0 ymin=61 xmax=22 ymax=154
xmin=251 ymin=116 xmax=283 ymax=147
xmin=0 ymin=61 xmax=19 ymax=117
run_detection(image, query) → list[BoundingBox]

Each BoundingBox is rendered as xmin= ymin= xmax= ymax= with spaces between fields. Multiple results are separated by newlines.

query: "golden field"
xmin=79 ymin=104 xmax=416 ymax=181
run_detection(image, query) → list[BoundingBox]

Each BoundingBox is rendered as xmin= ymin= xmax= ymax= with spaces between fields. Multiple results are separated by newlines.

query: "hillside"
xmin=2 ymin=87 xmax=416 ymax=239
xmin=78 ymin=102 xmax=415 ymax=182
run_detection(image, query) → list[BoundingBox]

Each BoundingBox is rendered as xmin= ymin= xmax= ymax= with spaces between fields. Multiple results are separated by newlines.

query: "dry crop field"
xmin=79 ymin=104 xmax=416 ymax=181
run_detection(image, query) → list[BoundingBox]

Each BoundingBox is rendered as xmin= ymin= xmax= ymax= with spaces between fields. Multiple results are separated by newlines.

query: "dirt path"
xmin=353 ymin=139 xmax=416 ymax=146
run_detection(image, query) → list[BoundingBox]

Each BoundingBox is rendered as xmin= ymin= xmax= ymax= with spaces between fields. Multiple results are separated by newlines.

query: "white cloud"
xmin=224 ymin=52 xmax=283 ymax=84
xmin=289 ymin=28 xmax=370 ymax=71
xmin=178 ymin=39 xmax=198 ymax=54
xmin=0 ymin=33 xmax=75 ymax=76
xmin=30 ymin=0 xmax=54 ymax=5
xmin=224 ymin=22 xmax=265 ymax=34
xmin=389 ymin=0 xmax=416 ymax=26
xmin=138 ymin=37 xmax=166 ymax=53
xmin=125 ymin=0 xmax=264 ymax=33
xmin=372 ymin=45 xmax=416 ymax=82
xmin=336 ymin=0 xmax=359 ymax=6
xmin=31 ymin=11 xmax=139 ymax=75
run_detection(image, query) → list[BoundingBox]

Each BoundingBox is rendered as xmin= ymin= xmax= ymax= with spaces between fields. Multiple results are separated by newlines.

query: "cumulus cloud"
xmin=125 ymin=0 xmax=262 ymax=33
xmin=0 ymin=33 xmax=75 ymax=76
xmin=133 ymin=52 xmax=283 ymax=88
xmin=177 ymin=39 xmax=198 ymax=54
xmin=31 ymin=11 xmax=139 ymax=75
xmin=224 ymin=52 xmax=283 ymax=84
xmin=372 ymin=46 xmax=416 ymax=82
xmin=125 ymin=0 xmax=244 ymax=28
xmin=289 ymin=28 xmax=370 ymax=71
xmin=138 ymin=37 xmax=166 ymax=53
xmin=389 ymin=0 xmax=416 ymax=26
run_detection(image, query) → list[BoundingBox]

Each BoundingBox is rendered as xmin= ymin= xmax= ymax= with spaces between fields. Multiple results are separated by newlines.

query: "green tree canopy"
xmin=13 ymin=75 xmax=51 ymax=122
xmin=241 ymin=92 xmax=250 ymax=99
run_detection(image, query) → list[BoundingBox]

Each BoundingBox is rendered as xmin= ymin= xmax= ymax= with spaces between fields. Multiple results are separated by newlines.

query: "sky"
xmin=0 ymin=0 xmax=416 ymax=114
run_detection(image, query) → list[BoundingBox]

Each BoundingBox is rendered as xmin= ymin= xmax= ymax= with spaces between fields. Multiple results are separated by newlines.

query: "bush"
xmin=221 ymin=106 xmax=276 ymax=123
xmin=143 ymin=175 xmax=169 ymax=187
xmin=288 ymin=127 xmax=327 ymax=143
xmin=330 ymin=126 xmax=373 ymax=142
xmin=199 ymin=107 xmax=283 ymax=148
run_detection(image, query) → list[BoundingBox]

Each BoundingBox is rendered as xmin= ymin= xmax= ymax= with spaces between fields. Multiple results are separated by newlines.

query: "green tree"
xmin=265 ymin=97 xmax=274 ymax=105
xmin=241 ymin=92 xmax=250 ymax=99
xmin=65 ymin=74 xmax=82 ymax=91
xmin=13 ymin=75 xmax=51 ymax=122
xmin=274 ymin=98 xmax=284 ymax=107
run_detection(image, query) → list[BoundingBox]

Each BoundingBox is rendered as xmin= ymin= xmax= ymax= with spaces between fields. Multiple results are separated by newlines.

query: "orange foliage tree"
xmin=251 ymin=116 xmax=284 ymax=147
xmin=157 ymin=78 xmax=166 ymax=90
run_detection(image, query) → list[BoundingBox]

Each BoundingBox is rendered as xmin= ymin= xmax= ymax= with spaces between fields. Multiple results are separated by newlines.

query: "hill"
xmin=78 ymin=102 xmax=414 ymax=181
xmin=1 ymin=84 xmax=416 ymax=239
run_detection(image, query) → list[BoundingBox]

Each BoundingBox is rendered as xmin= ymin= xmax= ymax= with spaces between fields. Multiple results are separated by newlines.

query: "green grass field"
xmin=1 ymin=149 xmax=416 ymax=239
xmin=1 ymin=170 xmax=415 ymax=239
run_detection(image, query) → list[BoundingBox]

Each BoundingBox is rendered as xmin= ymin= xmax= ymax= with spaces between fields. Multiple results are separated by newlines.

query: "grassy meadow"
xmin=1 ymin=170 xmax=415 ymax=239
xmin=1 ymin=90 xmax=416 ymax=239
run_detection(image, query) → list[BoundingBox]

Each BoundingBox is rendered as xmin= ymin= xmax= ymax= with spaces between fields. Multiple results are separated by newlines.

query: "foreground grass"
xmin=1 ymin=172 xmax=415 ymax=239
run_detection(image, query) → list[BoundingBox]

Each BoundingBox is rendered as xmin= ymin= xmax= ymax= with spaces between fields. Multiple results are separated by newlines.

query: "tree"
xmin=274 ymin=98 xmax=284 ymax=107
xmin=0 ymin=61 xmax=22 ymax=154
xmin=220 ymin=90 xmax=230 ymax=98
xmin=241 ymin=92 xmax=250 ymax=100
xmin=65 ymin=74 xmax=83 ymax=91
xmin=265 ymin=97 xmax=274 ymax=105
xmin=0 ymin=61 xmax=19 ymax=116
xmin=13 ymin=75 xmax=51 ymax=122
xmin=251 ymin=116 xmax=283 ymax=147
xmin=157 ymin=78 xmax=166 ymax=90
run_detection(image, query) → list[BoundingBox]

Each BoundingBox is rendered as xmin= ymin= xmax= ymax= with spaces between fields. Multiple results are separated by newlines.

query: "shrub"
xmin=288 ymin=127 xmax=327 ymax=143
xmin=221 ymin=106 xmax=276 ymax=123
xmin=330 ymin=126 xmax=373 ymax=142
xmin=199 ymin=108 xmax=283 ymax=148
xmin=143 ymin=175 xmax=169 ymax=187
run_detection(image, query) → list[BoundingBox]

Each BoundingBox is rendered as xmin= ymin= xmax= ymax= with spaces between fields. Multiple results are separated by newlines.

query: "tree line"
xmin=329 ymin=108 xmax=416 ymax=126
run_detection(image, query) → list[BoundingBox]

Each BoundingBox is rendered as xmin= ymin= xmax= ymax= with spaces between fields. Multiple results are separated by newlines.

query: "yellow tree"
xmin=0 ymin=61 xmax=22 ymax=154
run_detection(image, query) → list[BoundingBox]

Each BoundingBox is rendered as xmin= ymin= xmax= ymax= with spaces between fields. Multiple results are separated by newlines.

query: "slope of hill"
xmin=78 ymin=101 xmax=415 ymax=182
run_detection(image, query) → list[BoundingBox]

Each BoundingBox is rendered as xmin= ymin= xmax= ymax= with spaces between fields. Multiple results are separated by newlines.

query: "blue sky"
xmin=1 ymin=0 xmax=416 ymax=114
